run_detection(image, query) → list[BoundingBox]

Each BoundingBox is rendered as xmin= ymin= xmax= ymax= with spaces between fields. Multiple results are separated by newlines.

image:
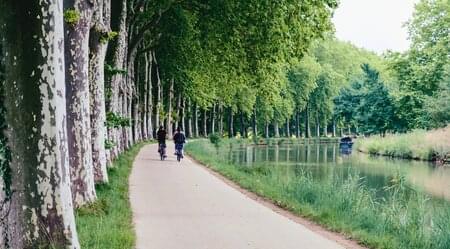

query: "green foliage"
xmin=208 ymin=133 xmax=221 ymax=147
xmin=64 ymin=9 xmax=80 ymax=26
xmin=106 ymin=112 xmax=130 ymax=128
xmin=386 ymin=0 xmax=450 ymax=130
xmin=105 ymin=64 xmax=127 ymax=76
xmin=100 ymin=31 xmax=118 ymax=44
xmin=356 ymin=64 xmax=395 ymax=134
xmin=422 ymin=81 xmax=450 ymax=128
xmin=104 ymin=139 xmax=116 ymax=150
xmin=77 ymin=199 xmax=109 ymax=217
xmin=334 ymin=64 xmax=395 ymax=135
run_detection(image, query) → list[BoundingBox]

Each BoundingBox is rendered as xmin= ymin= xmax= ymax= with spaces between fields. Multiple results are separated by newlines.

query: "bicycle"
xmin=175 ymin=143 xmax=183 ymax=162
xmin=158 ymin=143 xmax=166 ymax=161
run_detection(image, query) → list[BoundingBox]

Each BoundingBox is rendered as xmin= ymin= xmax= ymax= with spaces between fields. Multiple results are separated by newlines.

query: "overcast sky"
xmin=332 ymin=0 xmax=419 ymax=54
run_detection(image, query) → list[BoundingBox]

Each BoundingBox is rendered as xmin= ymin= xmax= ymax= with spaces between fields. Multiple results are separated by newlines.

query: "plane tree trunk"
xmin=0 ymin=0 xmax=80 ymax=247
xmin=286 ymin=119 xmax=290 ymax=137
xmin=194 ymin=103 xmax=199 ymax=137
xmin=228 ymin=109 xmax=234 ymax=137
xmin=63 ymin=0 xmax=97 ymax=207
xmin=211 ymin=104 xmax=215 ymax=134
xmin=252 ymin=107 xmax=257 ymax=137
xmin=167 ymin=78 xmax=174 ymax=138
xmin=202 ymin=109 xmax=207 ymax=137
xmin=305 ymin=107 xmax=311 ymax=138
xmin=274 ymin=122 xmax=280 ymax=138
xmin=154 ymin=52 xmax=162 ymax=129
xmin=108 ymin=0 xmax=127 ymax=158
xmin=187 ymin=99 xmax=193 ymax=138
xmin=147 ymin=52 xmax=154 ymax=139
xmin=89 ymin=0 xmax=110 ymax=183
xmin=181 ymin=98 xmax=186 ymax=132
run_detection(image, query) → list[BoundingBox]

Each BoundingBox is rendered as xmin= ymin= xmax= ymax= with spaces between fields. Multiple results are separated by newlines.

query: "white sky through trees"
xmin=333 ymin=0 xmax=420 ymax=54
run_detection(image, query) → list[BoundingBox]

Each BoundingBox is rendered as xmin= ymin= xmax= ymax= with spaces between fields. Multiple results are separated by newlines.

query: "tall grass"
xmin=356 ymin=126 xmax=450 ymax=162
xmin=186 ymin=140 xmax=450 ymax=249
xmin=75 ymin=143 xmax=147 ymax=249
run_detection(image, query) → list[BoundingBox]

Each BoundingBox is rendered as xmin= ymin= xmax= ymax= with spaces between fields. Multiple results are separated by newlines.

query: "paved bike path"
xmin=129 ymin=143 xmax=346 ymax=249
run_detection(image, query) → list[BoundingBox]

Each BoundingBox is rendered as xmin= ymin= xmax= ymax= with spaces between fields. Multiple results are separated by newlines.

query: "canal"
xmin=219 ymin=142 xmax=450 ymax=200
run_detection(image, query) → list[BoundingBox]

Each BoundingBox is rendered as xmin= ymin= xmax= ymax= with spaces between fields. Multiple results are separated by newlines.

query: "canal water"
xmin=218 ymin=142 xmax=450 ymax=201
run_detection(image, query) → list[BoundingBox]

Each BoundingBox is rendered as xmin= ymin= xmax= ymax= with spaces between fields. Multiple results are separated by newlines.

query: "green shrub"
xmin=208 ymin=133 xmax=221 ymax=147
xmin=100 ymin=31 xmax=118 ymax=44
xmin=64 ymin=9 xmax=80 ymax=26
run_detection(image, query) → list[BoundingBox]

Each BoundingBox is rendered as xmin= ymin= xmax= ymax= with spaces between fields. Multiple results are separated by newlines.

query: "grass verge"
xmin=75 ymin=143 xmax=146 ymax=249
xmin=355 ymin=126 xmax=450 ymax=163
xmin=186 ymin=140 xmax=450 ymax=249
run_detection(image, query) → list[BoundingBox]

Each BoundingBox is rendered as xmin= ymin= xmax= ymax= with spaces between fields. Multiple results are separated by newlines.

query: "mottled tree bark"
xmin=240 ymin=112 xmax=245 ymax=137
xmin=119 ymin=94 xmax=126 ymax=151
xmin=203 ymin=109 xmax=208 ymax=137
xmin=142 ymin=52 xmax=149 ymax=139
xmin=194 ymin=103 xmax=199 ymax=137
xmin=154 ymin=52 xmax=162 ymax=129
xmin=273 ymin=122 xmax=280 ymax=138
xmin=228 ymin=109 xmax=234 ymax=137
xmin=252 ymin=107 xmax=257 ymax=137
xmin=0 ymin=180 xmax=5 ymax=248
xmin=187 ymin=99 xmax=193 ymax=138
xmin=305 ymin=107 xmax=311 ymax=138
xmin=129 ymin=50 xmax=139 ymax=143
xmin=146 ymin=52 xmax=153 ymax=139
xmin=332 ymin=120 xmax=336 ymax=137
xmin=108 ymin=0 xmax=127 ymax=158
xmin=181 ymin=98 xmax=186 ymax=133
xmin=219 ymin=104 xmax=224 ymax=135
xmin=211 ymin=104 xmax=215 ymax=134
xmin=1 ymin=0 xmax=80 ymax=247
xmin=64 ymin=0 xmax=97 ymax=206
xmin=175 ymin=94 xmax=181 ymax=129
xmin=296 ymin=111 xmax=301 ymax=138
xmin=132 ymin=96 xmax=139 ymax=142
xmin=126 ymin=47 xmax=137 ymax=147
xmin=89 ymin=0 xmax=110 ymax=183
xmin=167 ymin=78 xmax=174 ymax=138
xmin=316 ymin=121 xmax=320 ymax=137
xmin=286 ymin=119 xmax=290 ymax=137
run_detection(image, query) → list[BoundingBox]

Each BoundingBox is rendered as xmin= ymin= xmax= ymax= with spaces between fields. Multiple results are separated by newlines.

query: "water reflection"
xmin=221 ymin=143 xmax=450 ymax=200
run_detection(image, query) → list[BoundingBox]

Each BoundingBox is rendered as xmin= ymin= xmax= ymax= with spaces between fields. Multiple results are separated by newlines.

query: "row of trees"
xmin=0 ymin=0 xmax=447 ymax=247
xmin=0 ymin=0 xmax=338 ymax=248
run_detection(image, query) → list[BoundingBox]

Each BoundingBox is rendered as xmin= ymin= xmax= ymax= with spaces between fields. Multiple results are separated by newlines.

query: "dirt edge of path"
xmin=186 ymin=155 xmax=367 ymax=249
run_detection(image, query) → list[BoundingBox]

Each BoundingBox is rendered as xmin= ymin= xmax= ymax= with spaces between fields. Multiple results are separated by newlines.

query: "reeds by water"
xmin=356 ymin=126 xmax=450 ymax=163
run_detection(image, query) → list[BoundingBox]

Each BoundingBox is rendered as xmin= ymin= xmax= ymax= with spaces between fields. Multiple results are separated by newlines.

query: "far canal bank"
xmin=355 ymin=126 xmax=450 ymax=164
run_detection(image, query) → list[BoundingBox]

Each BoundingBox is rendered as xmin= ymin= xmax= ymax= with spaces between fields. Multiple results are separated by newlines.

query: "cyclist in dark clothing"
xmin=157 ymin=125 xmax=167 ymax=156
xmin=173 ymin=127 xmax=186 ymax=158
